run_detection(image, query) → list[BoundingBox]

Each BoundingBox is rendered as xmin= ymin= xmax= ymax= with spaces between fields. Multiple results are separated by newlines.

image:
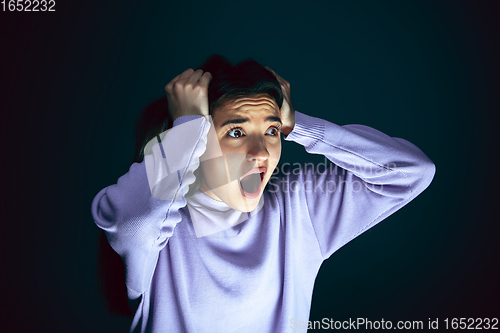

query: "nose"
xmin=246 ymin=136 xmax=269 ymax=162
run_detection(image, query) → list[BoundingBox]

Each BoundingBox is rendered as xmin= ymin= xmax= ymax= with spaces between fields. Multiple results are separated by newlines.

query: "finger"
xmin=265 ymin=66 xmax=279 ymax=78
xmin=265 ymin=66 xmax=284 ymax=82
xmin=172 ymin=68 xmax=195 ymax=89
xmin=188 ymin=69 xmax=204 ymax=84
xmin=170 ymin=73 xmax=181 ymax=83
xmin=198 ymin=72 xmax=212 ymax=87
xmin=177 ymin=68 xmax=195 ymax=82
xmin=165 ymin=73 xmax=181 ymax=91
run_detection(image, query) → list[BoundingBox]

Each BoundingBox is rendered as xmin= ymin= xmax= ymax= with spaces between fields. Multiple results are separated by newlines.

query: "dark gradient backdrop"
xmin=1 ymin=1 xmax=498 ymax=332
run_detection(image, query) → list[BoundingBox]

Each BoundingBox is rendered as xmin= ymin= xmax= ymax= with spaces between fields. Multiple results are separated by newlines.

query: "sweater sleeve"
xmin=283 ymin=111 xmax=436 ymax=260
xmin=90 ymin=116 xmax=211 ymax=298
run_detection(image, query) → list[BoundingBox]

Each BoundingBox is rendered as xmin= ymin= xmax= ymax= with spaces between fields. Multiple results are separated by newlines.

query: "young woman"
xmin=91 ymin=54 xmax=435 ymax=333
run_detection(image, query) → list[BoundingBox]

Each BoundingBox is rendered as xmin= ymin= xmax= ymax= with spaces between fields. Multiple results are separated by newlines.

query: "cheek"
xmin=200 ymin=151 xmax=247 ymax=190
xmin=218 ymin=142 xmax=248 ymax=182
xmin=268 ymin=141 xmax=282 ymax=163
xmin=200 ymin=134 xmax=235 ymax=187
xmin=264 ymin=142 xmax=281 ymax=182
xmin=200 ymin=158 xmax=229 ymax=189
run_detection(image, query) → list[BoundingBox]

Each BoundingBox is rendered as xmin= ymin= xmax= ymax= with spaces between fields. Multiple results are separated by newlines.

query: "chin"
xmin=219 ymin=185 xmax=264 ymax=213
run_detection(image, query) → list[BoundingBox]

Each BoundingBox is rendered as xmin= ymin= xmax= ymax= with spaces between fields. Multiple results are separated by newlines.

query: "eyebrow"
xmin=220 ymin=116 xmax=282 ymax=128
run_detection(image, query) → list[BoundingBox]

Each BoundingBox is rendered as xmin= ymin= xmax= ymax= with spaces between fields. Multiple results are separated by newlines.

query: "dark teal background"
xmin=1 ymin=0 xmax=498 ymax=332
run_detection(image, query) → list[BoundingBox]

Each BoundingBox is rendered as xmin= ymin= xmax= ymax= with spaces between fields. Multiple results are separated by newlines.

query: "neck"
xmin=199 ymin=176 xmax=223 ymax=202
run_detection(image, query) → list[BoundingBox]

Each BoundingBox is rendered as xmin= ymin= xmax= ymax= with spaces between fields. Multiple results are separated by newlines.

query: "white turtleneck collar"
xmin=185 ymin=189 xmax=265 ymax=238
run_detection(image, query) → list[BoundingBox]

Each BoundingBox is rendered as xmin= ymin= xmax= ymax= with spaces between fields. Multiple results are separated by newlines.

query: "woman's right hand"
xmin=165 ymin=68 xmax=212 ymax=121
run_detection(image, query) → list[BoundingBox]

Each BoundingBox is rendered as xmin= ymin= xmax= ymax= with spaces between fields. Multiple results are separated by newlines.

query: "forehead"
xmin=215 ymin=94 xmax=280 ymax=119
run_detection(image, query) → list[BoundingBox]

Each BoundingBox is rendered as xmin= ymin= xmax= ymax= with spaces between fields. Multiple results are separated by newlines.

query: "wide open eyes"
xmin=227 ymin=127 xmax=244 ymax=138
xmin=226 ymin=126 xmax=280 ymax=139
xmin=266 ymin=127 xmax=279 ymax=136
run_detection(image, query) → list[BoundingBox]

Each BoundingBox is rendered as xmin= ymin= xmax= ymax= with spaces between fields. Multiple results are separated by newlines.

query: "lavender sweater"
xmin=91 ymin=111 xmax=435 ymax=333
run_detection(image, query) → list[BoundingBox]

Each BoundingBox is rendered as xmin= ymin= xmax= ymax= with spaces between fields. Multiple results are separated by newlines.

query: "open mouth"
xmin=239 ymin=168 xmax=266 ymax=199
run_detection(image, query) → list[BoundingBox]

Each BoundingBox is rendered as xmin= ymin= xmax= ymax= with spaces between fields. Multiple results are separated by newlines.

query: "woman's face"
xmin=199 ymin=94 xmax=282 ymax=212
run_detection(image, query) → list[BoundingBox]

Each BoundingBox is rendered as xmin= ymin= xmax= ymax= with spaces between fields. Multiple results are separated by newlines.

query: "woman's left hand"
xmin=265 ymin=66 xmax=296 ymax=136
